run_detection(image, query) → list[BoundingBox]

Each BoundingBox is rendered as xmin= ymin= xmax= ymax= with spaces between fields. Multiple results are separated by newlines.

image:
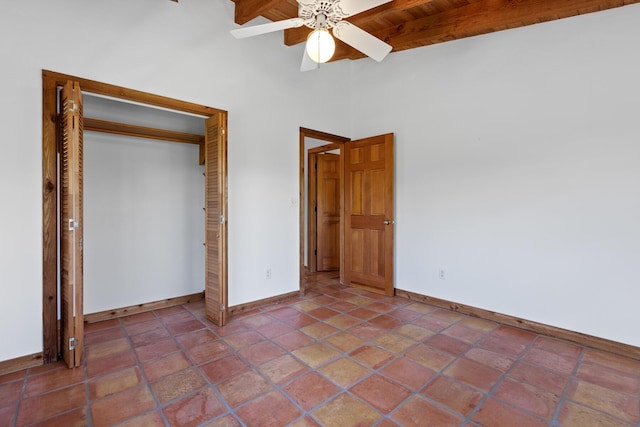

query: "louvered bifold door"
xmin=59 ymin=81 xmax=84 ymax=368
xmin=204 ymin=113 xmax=228 ymax=326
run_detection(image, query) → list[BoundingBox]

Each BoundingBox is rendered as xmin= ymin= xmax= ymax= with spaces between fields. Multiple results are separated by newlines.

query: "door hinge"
xmin=68 ymin=218 xmax=78 ymax=230
xmin=221 ymin=128 xmax=226 ymax=135
xmin=68 ymin=337 xmax=77 ymax=351
xmin=221 ymin=304 xmax=226 ymax=311
xmin=63 ymin=100 xmax=77 ymax=114
xmin=220 ymin=215 xmax=226 ymax=225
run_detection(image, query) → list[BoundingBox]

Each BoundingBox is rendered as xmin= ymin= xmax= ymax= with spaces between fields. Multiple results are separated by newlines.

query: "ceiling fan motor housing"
xmin=299 ymin=0 xmax=348 ymax=29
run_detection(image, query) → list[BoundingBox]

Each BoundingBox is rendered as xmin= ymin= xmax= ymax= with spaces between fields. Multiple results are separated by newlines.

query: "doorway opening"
xmin=299 ymin=128 xmax=396 ymax=297
xmin=309 ymin=147 xmax=341 ymax=273
xmin=42 ymin=70 xmax=228 ymax=366
xmin=299 ymin=128 xmax=349 ymax=294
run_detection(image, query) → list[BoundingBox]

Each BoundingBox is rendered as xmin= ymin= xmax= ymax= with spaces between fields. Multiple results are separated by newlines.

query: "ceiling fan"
xmin=230 ymin=0 xmax=393 ymax=71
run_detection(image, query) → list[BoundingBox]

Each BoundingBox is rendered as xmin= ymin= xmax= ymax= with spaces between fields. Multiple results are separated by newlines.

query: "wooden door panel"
xmin=350 ymin=147 xmax=362 ymax=164
xmin=318 ymin=220 xmax=339 ymax=271
xmin=350 ymin=229 xmax=365 ymax=272
xmin=344 ymin=134 xmax=394 ymax=295
xmin=369 ymin=142 xmax=385 ymax=162
xmin=351 ymin=215 xmax=384 ymax=230
xmin=59 ymin=81 xmax=84 ymax=368
xmin=317 ymin=153 xmax=340 ymax=271
xmin=350 ymin=171 xmax=364 ymax=215
xmin=370 ymin=169 xmax=385 ymax=215
xmin=205 ymin=113 xmax=228 ymax=326
xmin=371 ymin=229 xmax=383 ymax=277
xmin=349 ymin=230 xmax=385 ymax=274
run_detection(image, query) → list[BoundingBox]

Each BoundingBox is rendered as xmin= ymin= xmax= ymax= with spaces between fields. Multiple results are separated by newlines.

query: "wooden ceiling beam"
xmin=284 ymin=26 xmax=310 ymax=47
xmin=342 ymin=0 xmax=437 ymax=21
xmin=377 ymin=0 xmax=637 ymax=51
xmin=332 ymin=40 xmax=364 ymax=61
xmin=329 ymin=0 xmax=640 ymax=62
xmin=233 ymin=0 xmax=289 ymax=25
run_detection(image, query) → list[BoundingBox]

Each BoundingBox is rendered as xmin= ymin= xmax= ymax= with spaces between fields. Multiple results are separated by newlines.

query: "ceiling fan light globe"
xmin=306 ymin=29 xmax=335 ymax=63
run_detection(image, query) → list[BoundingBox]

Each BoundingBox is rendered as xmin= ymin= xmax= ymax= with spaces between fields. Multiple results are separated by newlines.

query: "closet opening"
xmin=42 ymin=70 xmax=228 ymax=366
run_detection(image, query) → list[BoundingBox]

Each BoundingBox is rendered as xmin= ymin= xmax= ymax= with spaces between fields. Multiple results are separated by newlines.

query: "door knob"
xmin=383 ymin=219 xmax=395 ymax=225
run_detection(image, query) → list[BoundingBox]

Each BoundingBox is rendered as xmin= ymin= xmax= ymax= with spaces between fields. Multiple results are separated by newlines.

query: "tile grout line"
xmin=83 ymin=352 xmax=92 ymax=427
xmin=369 ymin=310 xmax=462 ymax=421
xmin=545 ymin=345 xmax=640 ymax=426
xmin=10 ymin=367 xmax=28 ymax=427
xmin=549 ymin=345 xmax=586 ymax=427
xmin=120 ymin=312 xmax=171 ymax=427
xmin=301 ymin=293 xmax=448 ymax=423
xmin=316 ymin=284 xmax=448 ymax=425
xmin=213 ymin=302 xmax=322 ymax=425
xmin=16 ymin=361 xmax=89 ymax=425
xmin=215 ymin=302 xmax=336 ymax=426
xmin=263 ymin=298 xmax=374 ymax=426
xmin=163 ymin=306 xmax=243 ymax=426
xmin=252 ymin=304 xmax=334 ymax=425
xmin=221 ymin=317 xmax=306 ymax=426
xmin=384 ymin=311 xmax=499 ymax=423
xmin=461 ymin=329 xmax=543 ymax=424
xmin=183 ymin=309 xmax=248 ymax=427
xmin=265 ymin=289 xmax=408 ymax=425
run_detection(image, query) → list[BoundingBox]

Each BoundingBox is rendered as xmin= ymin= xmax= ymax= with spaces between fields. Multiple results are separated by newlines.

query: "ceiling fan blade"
xmin=332 ymin=21 xmax=392 ymax=62
xmin=300 ymin=49 xmax=318 ymax=72
xmin=335 ymin=0 xmax=392 ymax=17
xmin=230 ymin=18 xmax=305 ymax=39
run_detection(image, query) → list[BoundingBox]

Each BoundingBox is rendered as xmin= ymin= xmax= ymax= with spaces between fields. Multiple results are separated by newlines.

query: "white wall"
xmin=0 ymin=0 xmax=351 ymax=362
xmin=350 ymin=4 xmax=640 ymax=347
xmin=84 ymin=134 xmax=205 ymax=313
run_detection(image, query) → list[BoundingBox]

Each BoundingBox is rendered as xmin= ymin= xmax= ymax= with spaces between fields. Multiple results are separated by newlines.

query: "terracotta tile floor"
xmin=1 ymin=272 xmax=640 ymax=426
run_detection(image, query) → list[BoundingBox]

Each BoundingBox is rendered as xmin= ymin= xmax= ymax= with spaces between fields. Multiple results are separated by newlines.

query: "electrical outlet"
xmin=266 ymin=268 xmax=272 ymax=280
xmin=439 ymin=269 xmax=445 ymax=280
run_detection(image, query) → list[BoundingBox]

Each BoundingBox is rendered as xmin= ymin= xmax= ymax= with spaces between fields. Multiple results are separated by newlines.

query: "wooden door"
xmin=316 ymin=153 xmax=340 ymax=271
xmin=205 ymin=113 xmax=228 ymax=325
xmin=344 ymin=133 xmax=394 ymax=295
xmin=59 ymin=81 xmax=84 ymax=367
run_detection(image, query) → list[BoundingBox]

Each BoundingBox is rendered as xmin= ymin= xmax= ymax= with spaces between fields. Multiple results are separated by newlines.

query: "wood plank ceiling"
xmin=229 ymin=0 xmax=639 ymax=63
